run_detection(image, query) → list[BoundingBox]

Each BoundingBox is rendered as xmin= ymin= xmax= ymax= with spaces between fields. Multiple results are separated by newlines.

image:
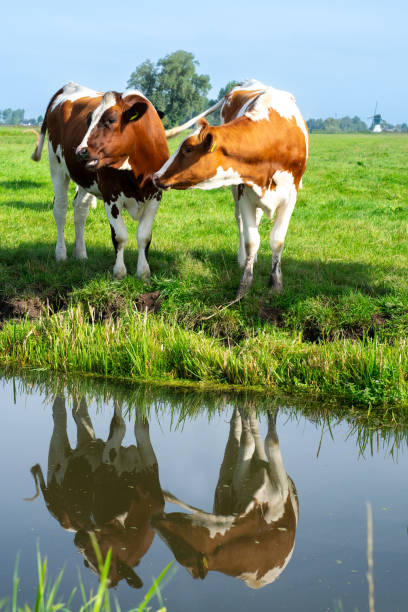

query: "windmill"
xmin=368 ymin=102 xmax=382 ymax=132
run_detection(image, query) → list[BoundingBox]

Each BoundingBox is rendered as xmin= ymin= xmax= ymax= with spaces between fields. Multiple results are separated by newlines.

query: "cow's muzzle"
xmin=152 ymin=173 xmax=170 ymax=191
xmin=76 ymin=146 xmax=90 ymax=161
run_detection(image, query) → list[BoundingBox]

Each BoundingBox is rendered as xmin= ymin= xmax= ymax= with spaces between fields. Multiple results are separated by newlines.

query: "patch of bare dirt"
xmin=90 ymin=295 xmax=128 ymax=322
xmin=135 ymin=291 xmax=162 ymax=314
xmin=258 ymin=305 xmax=284 ymax=327
xmin=0 ymin=296 xmax=44 ymax=324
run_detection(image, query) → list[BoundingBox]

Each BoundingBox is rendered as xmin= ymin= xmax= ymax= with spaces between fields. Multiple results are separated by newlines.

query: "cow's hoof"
xmin=113 ymin=265 xmax=127 ymax=279
xmin=235 ymin=284 xmax=249 ymax=301
xmin=74 ymin=249 xmax=87 ymax=260
xmin=268 ymin=275 xmax=283 ymax=293
xmin=137 ymin=269 xmax=151 ymax=284
xmin=55 ymin=249 xmax=67 ymax=262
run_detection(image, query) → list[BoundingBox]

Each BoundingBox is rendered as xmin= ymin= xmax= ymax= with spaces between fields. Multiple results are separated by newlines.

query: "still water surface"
xmin=0 ymin=375 xmax=407 ymax=611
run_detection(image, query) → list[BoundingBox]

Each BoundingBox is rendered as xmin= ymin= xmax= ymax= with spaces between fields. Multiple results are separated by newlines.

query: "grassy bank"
xmin=0 ymin=128 xmax=407 ymax=408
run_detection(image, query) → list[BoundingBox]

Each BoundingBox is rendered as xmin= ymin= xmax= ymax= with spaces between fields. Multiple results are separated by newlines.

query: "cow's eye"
xmin=105 ymin=117 xmax=116 ymax=126
xmin=184 ymin=145 xmax=193 ymax=154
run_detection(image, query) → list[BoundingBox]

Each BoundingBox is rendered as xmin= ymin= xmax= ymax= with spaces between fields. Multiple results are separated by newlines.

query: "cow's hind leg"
xmin=105 ymin=201 xmax=128 ymax=279
xmin=49 ymin=143 xmax=70 ymax=261
xmin=269 ymin=183 xmax=297 ymax=293
xmin=232 ymin=185 xmax=246 ymax=268
xmin=72 ymin=396 xmax=95 ymax=447
xmin=214 ymin=408 xmax=242 ymax=514
xmin=74 ymin=186 xmax=96 ymax=259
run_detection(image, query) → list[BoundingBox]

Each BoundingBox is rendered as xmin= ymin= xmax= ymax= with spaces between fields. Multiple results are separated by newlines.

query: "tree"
xmin=0 ymin=108 xmax=24 ymax=124
xmin=127 ymin=50 xmax=211 ymax=128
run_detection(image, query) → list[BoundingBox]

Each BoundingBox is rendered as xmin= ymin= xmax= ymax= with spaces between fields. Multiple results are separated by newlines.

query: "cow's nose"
xmin=76 ymin=146 xmax=89 ymax=161
xmin=152 ymin=173 xmax=168 ymax=190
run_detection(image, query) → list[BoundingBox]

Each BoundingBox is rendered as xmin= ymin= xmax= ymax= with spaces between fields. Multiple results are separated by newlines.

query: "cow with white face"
xmin=27 ymin=396 xmax=164 ymax=589
xmin=31 ymin=82 xmax=222 ymax=280
xmin=153 ymin=79 xmax=309 ymax=297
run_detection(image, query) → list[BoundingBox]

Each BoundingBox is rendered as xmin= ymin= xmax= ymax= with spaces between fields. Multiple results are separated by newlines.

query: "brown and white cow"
xmin=153 ymin=79 xmax=309 ymax=297
xmin=151 ymin=408 xmax=298 ymax=589
xmin=27 ymin=395 xmax=164 ymax=589
xmin=31 ymin=82 xmax=222 ymax=279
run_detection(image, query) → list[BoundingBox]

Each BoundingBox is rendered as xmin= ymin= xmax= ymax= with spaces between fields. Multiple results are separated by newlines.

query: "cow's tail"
xmin=24 ymin=464 xmax=45 ymax=501
xmin=30 ymin=118 xmax=47 ymax=162
xmin=164 ymin=98 xmax=224 ymax=140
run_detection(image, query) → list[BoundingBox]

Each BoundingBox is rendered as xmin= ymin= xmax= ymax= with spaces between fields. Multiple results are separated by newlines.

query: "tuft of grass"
xmin=1 ymin=541 xmax=173 ymax=612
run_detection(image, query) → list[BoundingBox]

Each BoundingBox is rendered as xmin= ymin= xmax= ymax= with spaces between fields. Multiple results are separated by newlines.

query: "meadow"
xmin=0 ymin=127 xmax=407 ymax=412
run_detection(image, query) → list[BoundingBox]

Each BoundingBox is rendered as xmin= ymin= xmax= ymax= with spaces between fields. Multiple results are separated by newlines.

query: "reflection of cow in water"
xmin=27 ymin=396 xmax=163 ymax=588
xmin=152 ymin=408 xmax=298 ymax=589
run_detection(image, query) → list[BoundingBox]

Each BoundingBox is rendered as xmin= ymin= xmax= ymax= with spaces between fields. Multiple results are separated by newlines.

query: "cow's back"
xmin=221 ymin=81 xmax=308 ymax=185
xmin=45 ymin=85 xmax=104 ymax=188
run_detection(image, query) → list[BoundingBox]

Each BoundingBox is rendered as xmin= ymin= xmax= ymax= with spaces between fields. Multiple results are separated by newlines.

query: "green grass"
xmin=0 ymin=540 xmax=172 ymax=612
xmin=0 ymin=128 xmax=408 ymax=409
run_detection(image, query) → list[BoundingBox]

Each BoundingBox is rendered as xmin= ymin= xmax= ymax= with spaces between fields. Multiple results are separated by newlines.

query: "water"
xmin=0 ymin=373 xmax=407 ymax=611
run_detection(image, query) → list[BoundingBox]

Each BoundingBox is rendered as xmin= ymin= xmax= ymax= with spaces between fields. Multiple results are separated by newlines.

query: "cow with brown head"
xmin=152 ymin=408 xmax=298 ymax=589
xmin=31 ymin=82 xmax=223 ymax=280
xmin=153 ymin=79 xmax=309 ymax=297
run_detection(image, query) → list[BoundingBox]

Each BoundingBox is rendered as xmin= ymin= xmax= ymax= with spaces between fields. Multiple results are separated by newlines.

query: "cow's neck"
xmin=213 ymin=119 xmax=268 ymax=186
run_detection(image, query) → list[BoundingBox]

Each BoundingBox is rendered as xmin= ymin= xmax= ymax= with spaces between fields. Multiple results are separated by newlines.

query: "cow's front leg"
xmin=103 ymin=400 xmax=126 ymax=464
xmin=105 ymin=201 xmax=128 ymax=279
xmin=236 ymin=196 xmax=260 ymax=299
xmin=136 ymin=195 xmax=161 ymax=280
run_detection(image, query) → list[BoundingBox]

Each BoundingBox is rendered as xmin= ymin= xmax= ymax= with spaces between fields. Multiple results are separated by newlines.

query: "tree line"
xmin=0 ymin=108 xmax=43 ymax=126
xmin=2 ymin=50 xmax=407 ymax=132
xmin=307 ymin=116 xmax=408 ymax=133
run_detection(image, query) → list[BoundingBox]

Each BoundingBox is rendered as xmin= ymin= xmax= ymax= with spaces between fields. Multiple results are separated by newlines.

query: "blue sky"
xmin=1 ymin=0 xmax=407 ymax=123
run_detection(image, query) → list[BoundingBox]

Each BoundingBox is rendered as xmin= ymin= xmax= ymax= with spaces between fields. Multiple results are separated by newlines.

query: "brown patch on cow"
xmin=135 ymin=291 xmax=162 ymax=314
xmin=156 ymin=89 xmax=308 ymax=194
xmin=258 ymin=305 xmax=284 ymax=327
xmin=44 ymin=85 xmax=169 ymax=203
xmin=0 ymin=296 xmax=44 ymax=324
xmin=222 ymin=88 xmax=261 ymax=123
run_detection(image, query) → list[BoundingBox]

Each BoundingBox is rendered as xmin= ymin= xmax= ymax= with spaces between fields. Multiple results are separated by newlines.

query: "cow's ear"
xmin=203 ymin=131 xmax=216 ymax=153
xmin=123 ymin=101 xmax=148 ymax=124
xmin=157 ymin=109 xmax=165 ymax=119
xmin=198 ymin=118 xmax=209 ymax=132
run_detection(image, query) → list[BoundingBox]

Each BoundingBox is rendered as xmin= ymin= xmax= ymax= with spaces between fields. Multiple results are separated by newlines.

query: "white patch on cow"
xmin=87 ymin=181 xmax=102 ymax=199
xmin=51 ymin=82 xmax=101 ymax=112
xmin=119 ymin=157 xmax=132 ymax=171
xmin=122 ymin=88 xmax=148 ymax=101
xmin=111 ymin=193 xmax=143 ymax=221
xmin=192 ymin=165 xmax=243 ymax=190
xmin=238 ymin=548 xmax=295 ymax=588
xmin=77 ymin=90 xmax=117 ymax=150
xmin=247 ymin=170 xmax=295 ymax=217
xmin=230 ymin=79 xmax=309 ymax=158
xmin=190 ymin=513 xmax=235 ymax=538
